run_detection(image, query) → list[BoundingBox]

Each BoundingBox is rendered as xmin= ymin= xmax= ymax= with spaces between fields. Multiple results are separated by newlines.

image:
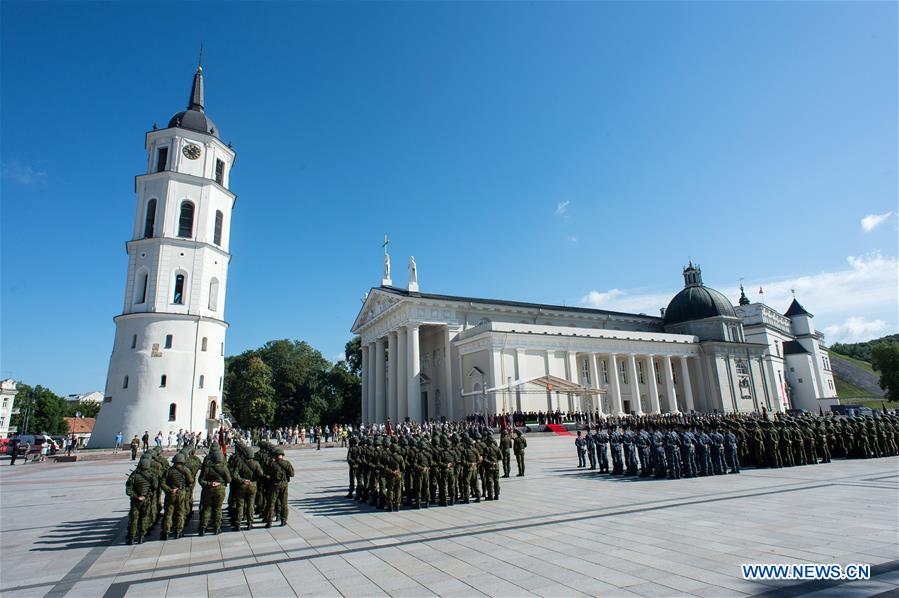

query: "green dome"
xmin=663 ymin=263 xmax=736 ymax=325
xmin=664 ymin=285 xmax=736 ymax=325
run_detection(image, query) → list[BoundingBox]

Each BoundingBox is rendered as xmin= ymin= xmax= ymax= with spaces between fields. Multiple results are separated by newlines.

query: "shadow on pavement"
xmin=31 ymin=515 xmax=128 ymax=551
xmin=291 ymin=495 xmax=384 ymax=517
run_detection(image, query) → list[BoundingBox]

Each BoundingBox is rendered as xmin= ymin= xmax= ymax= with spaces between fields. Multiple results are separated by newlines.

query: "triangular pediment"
xmin=351 ymin=287 xmax=404 ymax=332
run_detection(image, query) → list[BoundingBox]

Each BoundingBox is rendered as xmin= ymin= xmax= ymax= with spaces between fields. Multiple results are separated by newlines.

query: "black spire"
xmin=187 ymin=66 xmax=205 ymax=112
xmin=738 ymin=284 xmax=750 ymax=306
xmin=784 ymin=298 xmax=812 ymax=318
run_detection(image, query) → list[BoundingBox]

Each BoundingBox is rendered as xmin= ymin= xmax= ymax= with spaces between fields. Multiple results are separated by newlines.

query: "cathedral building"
xmin=90 ymin=65 xmax=236 ymax=447
xmin=351 ymin=258 xmax=839 ymax=422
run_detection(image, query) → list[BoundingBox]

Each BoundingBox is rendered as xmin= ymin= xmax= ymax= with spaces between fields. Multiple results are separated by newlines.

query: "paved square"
xmin=1 ymin=435 xmax=897 ymax=597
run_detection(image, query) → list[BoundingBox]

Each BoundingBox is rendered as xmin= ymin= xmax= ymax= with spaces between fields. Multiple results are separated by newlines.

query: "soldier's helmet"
xmin=173 ymin=453 xmax=186 ymax=464
xmin=514 ymin=430 xmax=522 ymax=436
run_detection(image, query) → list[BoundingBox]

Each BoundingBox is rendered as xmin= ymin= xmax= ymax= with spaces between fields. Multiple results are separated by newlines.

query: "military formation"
xmin=574 ymin=412 xmax=899 ymax=479
xmin=124 ymin=440 xmax=294 ymax=544
xmin=345 ymin=427 xmax=527 ymax=510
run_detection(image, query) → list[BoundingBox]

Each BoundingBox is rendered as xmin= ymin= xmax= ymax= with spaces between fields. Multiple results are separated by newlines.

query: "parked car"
xmin=16 ymin=434 xmax=59 ymax=456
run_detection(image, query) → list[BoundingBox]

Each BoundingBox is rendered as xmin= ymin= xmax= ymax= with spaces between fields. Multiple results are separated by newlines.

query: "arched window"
xmin=123 ymin=375 xmax=129 ymax=389
xmin=209 ymin=401 xmax=217 ymax=419
xmin=219 ymin=376 xmax=223 ymax=391
xmin=173 ymin=273 xmax=185 ymax=304
xmin=160 ymin=374 xmax=167 ymax=387
xmin=214 ymin=210 xmax=223 ymax=245
xmin=736 ymin=360 xmax=749 ymax=376
xmin=136 ymin=271 xmax=149 ymax=304
xmin=143 ymin=199 xmax=157 ymax=238
xmin=208 ymin=278 xmax=219 ymax=311
xmin=131 ymin=334 xmax=138 ymax=349
xmin=177 ymin=201 xmax=195 ymax=238
xmin=168 ymin=403 xmax=177 ymax=421
xmin=201 ymin=337 xmax=208 ymax=352
xmin=165 ymin=334 xmax=173 ymax=349
xmin=198 ymin=375 xmax=205 ymax=389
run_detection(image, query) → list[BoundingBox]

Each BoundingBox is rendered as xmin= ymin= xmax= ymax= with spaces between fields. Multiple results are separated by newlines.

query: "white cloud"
xmin=333 ymin=352 xmax=346 ymax=363
xmin=861 ymin=212 xmax=894 ymax=232
xmin=555 ymin=200 xmax=570 ymax=216
xmin=567 ymin=236 xmax=578 ymax=244
xmin=823 ymin=317 xmax=888 ymax=344
xmin=579 ymin=252 xmax=898 ymax=340
xmin=1 ymin=161 xmax=46 ymax=184
xmin=580 ymin=288 xmax=672 ymax=315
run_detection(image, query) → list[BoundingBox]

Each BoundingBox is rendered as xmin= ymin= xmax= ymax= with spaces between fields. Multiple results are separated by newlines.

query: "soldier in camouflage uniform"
xmin=199 ymin=445 xmax=231 ymax=535
xmin=265 ymin=447 xmax=295 ymax=526
xmin=160 ymin=452 xmax=192 ymax=540
xmin=126 ymin=457 xmax=156 ymax=544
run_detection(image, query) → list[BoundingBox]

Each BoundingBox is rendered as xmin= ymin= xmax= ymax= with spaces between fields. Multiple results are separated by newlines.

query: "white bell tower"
xmin=90 ymin=64 xmax=236 ymax=447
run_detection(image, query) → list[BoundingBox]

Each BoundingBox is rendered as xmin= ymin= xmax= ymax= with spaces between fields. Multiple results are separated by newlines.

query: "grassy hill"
xmin=828 ymin=346 xmax=897 ymax=409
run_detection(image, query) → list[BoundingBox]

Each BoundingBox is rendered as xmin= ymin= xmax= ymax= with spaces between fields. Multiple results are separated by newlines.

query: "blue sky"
xmin=2 ymin=2 xmax=896 ymax=394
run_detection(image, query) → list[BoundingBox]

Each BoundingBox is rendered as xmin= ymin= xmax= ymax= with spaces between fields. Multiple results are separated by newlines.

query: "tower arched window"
xmin=177 ymin=201 xmax=195 ymax=238
xmin=173 ymin=273 xmax=186 ymax=305
xmin=135 ymin=270 xmax=149 ymax=304
xmin=214 ymin=210 xmax=223 ymax=246
xmin=201 ymin=337 xmax=208 ymax=352
xmin=123 ymin=375 xmax=129 ymax=389
xmin=198 ymin=375 xmax=205 ymax=389
xmin=209 ymin=401 xmax=217 ymax=420
xmin=208 ymin=278 xmax=219 ymax=311
xmin=168 ymin=403 xmax=177 ymax=421
xmin=143 ymin=198 xmax=157 ymax=238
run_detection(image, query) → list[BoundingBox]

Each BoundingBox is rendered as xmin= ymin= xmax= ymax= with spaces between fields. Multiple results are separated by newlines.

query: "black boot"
xmin=161 ymin=532 xmax=168 ymax=541
xmin=136 ymin=535 xmax=144 ymax=544
xmin=126 ymin=536 xmax=133 ymax=545
xmin=199 ymin=529 xmax=205 ymax=537
xmin=265 ymin=522 xmax=272 ymax=528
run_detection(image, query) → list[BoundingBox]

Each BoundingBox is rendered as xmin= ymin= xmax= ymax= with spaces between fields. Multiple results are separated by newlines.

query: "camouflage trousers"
xmin=200 ymin=485 xmax=226 ymax=531
xmin=231 ymin=481 xmax=257 ymax=529
xmin=162 ymin=489 xmax=188 ymax=535
xmin=128 ymin=496 xmax=153 ymax=539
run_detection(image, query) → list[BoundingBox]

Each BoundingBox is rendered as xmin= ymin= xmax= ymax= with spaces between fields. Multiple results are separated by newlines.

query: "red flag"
xmin=758 ymin=287 xmax=763 ymax=294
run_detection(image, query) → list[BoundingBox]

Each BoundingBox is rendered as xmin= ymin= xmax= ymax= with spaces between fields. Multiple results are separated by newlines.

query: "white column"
xmin=443 ymin=327 xmax=454 ymax=421
xmin=589 ymin=353 xmax=602 ymax=416
xmin=646 ymin=355 xmax=661 ymax=414
xmin=387 ymin=331 xmax=398 ymax=423
xmin=662 ymin=355 xmax=679 ymax=414
xmin=680 ymin=356 xmax=695 ymax=412
xmin=488 ymin=348 xmax=502 ymax=415
xmin=361 ymin=344 xmax=369 ymax=423
xmin=627 ymin=354 xmax=643 ymax=415
xmin=407 ymin=324 xmax=421 ymax=422
xmin=543 ymin=350 xmax=553 ymax=411
xmin=367 ymin=342 xmax=376 ymax=421
xmin=514 ymin=348 xmax=525 ymax=412
xmin=396 ymin=328 xmax=407 ymax=422
xmin=608 ymin=353 xmax=624 ymax=415
xmin=374 ymin=337 xmax=386 ymax=423
xmin=566 ymin=351 xmax=579 ymax=412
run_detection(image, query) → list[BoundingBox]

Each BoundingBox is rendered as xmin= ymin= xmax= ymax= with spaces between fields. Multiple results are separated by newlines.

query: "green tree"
xmin=870 ymin=342 xmax=899 ymax=401
xmin=225 ymin=355 xmax=276 ymax=428
xmin=344 ymin=336 xmax=362 ymax=376
xmin=12 ymin=384 xmax=68 ymax=435
xmin=223 ymin=338 xmax=362 ymax=428
xmin=65 ymin=401 xmax=101 ymax=418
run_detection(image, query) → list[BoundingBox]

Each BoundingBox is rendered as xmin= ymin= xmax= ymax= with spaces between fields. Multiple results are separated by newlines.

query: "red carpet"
xmin=546 ymin=423 xmax=574 ymax=436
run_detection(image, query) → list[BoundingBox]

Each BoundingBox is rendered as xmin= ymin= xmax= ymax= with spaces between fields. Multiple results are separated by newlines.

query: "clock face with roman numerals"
xmin=182 ymin=144 xmax=201 ymax=160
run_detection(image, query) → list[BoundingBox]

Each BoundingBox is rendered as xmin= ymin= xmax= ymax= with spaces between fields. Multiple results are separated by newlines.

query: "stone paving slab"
xmin=1 ymin=436 xmax=897 ymax=597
